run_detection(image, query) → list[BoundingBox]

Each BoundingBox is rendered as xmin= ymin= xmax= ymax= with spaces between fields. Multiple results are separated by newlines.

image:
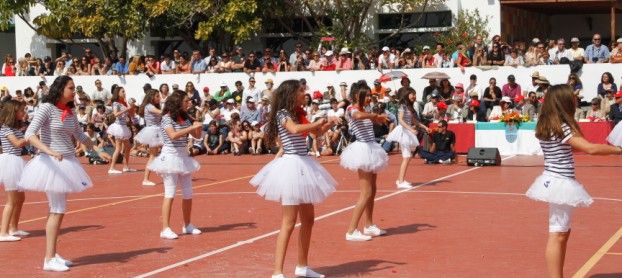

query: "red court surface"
xmin=0 ymin=153 xmax=620 ymax=277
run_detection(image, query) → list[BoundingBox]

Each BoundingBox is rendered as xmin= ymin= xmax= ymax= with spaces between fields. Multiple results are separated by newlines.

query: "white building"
xmin=3 ymin=0 xmax=622 ymax=60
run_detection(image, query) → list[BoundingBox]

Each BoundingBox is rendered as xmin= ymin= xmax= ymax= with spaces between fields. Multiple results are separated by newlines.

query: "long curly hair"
xmin=265 ymin=79 xmax=302 ymax=146
xmin=42 ymin=75 xmax=74 ymax=107
xmin=0 ymin=99 xmax=26 ymax=129
xmin=138 ymin=89 xmax=161 ymax=117
xmin=536 ymin=84 xmax=582 ymax=140
xmin=162 ymin=90 xmax=190 ymax=122
xmin=398 ymin=86 xmax=417 ymax=115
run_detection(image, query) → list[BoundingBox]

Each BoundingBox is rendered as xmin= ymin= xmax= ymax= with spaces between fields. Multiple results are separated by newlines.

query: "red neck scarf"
xmin=118 ymin=99 xmax=128 ymax=107
xmin=295 ymin=106 xmax=310 ymax=137
xmin=177 ymin=115 xmax=187 ymax=125
xmin=56 ymin=102 xmax=73 ymax=122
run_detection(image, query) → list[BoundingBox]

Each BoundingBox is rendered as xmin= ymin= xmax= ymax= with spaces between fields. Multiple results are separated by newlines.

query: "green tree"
xmin=434 ymin=9 xmax=490 ymax=54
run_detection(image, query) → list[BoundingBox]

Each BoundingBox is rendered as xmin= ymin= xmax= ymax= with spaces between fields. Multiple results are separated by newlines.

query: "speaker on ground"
xmin=466 ymin=147 xmax=501 ymax=166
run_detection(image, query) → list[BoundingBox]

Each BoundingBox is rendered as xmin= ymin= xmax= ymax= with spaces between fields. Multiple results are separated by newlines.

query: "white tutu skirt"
xmin=340 ymin=141 xmax=389 ymax=173
xmin=250 ymin=154 xmax=337 ymax=205
xmin=607 ymin=121 xmax=622 ymax=146
xmin=135 ymin=126 xmax=163 ymax=147
xmin=107 ymin=123 xmax=132 ymax=140
xmin=525 ymin=172 xmax=593 ymax=207
xmin=148 ymin=146 xmax=199 ymax=175
xmin=386 ymin=125 xmax=419 ymax=149
xmin=0 ymin=154 xmax=26 ymax=191
xmin=18 ymin=154 xmax=93 ymax=193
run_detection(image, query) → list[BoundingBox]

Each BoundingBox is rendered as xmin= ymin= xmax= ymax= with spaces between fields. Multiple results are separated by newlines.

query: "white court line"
xmin=134 ymin=155 xmax=517 ymax=278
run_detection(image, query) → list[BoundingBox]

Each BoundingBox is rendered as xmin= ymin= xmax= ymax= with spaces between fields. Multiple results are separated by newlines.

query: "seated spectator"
xmin=335 ymin=48 xmax=352 ymax=70
xmin=472 ymin=46 xmax=488 ymax=66
xmin=227 ymin=120 xmax=246 ymax=156
xmin=176 ymin=54 xmax=191 ymax=73
xmin=420 ymin=120 xmax=455 ymax=164
xmin=466 ymin=100 xmax=480 ymax=122
xmin=480 ymin=77 xmax=502 ymax=119
xmin=502 ymin=75 xmax=521 ymax=99
xmin=586 ymin=98 xmax=606 ymax=121
xmin=569 ymin=37 xmax=585 ymax=63
xmin=438 ymin=79 xmax=454 ymax=100
xmin=452 ymin=83 xmax=465 ymax=101
xmin=371 ymin=80 xmax=388 ymax=99
xmin=82 ymin=123 xmax=112 ymax=164
xmin=602 ymin=90 xmax=617 ymax=116
xmin=504 ymin=49 xmax=524 ymax=66
xmin=488 ymin=96 xmax=512 ymax=120
xmin=487 ymin=43 xmax=505 ymax=66
xmin=421 ymin=46 xmax=436 ymax=68
xmin=422 ymin=93 xmax=440 ymax=120
xmin=241 ymin=97 xmax=261 ymax=123
xmin=189 ymin=132 xmax=207 ymax=156
xmin=516 ymin=94 xmax=536 ymax=120
xmin=320 ymin=51 xmax=337 ymax=71
xmin=327 ymin=98 xmax=344 ymax=118
xmin=204 ymin=121 xmax=225 ymax=155
xmin=221 ymin=99 xmax=240 ymax=122
xmin=610 ymin=91 xmax=622 ymax=125
xmin=584 ymin=33 xmax=610 ymax=63
xmin=447 ymin=95 xmax=468 ymax=122
xmin=610 ymin=38 xmax=622 ymax=63
xmin=249 ymin=121 xmax=264 ymax=155
xmin=378 ymin=46 xmax=396 ymax=69
xmin=597 ymin=72 xmax=617 ymax=98
xmin=160 ymin=54 xmax=176 ymax=74
xmin=434 ymin=101 xmax=449 ymax=122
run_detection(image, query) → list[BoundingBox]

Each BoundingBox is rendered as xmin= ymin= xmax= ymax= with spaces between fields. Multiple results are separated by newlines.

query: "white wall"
xmin=0 ymin=65 xmax=590 ymax=105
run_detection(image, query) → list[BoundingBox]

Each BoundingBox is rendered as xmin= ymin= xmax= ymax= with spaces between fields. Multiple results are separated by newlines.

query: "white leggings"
xmin=163 ymin=173 xmax=193 ymax=199
xmin=46 ymin=192 xmax=68 ymax=214
xmin=549 ymin=203 xmax=574 ymax=233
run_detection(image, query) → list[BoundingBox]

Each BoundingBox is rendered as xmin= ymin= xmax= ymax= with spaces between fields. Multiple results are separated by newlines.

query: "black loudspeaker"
xmin=466 ymin=148 xmax=501 ymax=166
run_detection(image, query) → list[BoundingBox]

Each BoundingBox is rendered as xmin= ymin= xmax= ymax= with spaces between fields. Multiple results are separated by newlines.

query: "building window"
xmin=378 ymin=11 xmax=452 ymax=30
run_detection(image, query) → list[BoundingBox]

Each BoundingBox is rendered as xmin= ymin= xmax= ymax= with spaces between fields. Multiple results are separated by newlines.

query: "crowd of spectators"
xmin=3 ymin=33 xmax=622 ymax=78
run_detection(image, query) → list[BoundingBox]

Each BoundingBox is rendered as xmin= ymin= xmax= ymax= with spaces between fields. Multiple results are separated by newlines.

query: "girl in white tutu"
xmin=18 ymin=76 xmax=94 ymax=272
xmin=608 ymin=121 xmax=622 ymax=147
xmin=386 ymin=87 xmax=426 ymax=189
xmin=0 ymin=100 xmax=29 ymax=242
xmin=526 ymin=84 xmax=622 ymax=278
xmin=340 ymin=81 xmax=389 ymax=242
xmin=147 ymin=90 xmax=203 ymax=240
xmin=107 ymin=86 xmax=136 ymax=174
xmin=136 ymin=89 xmax=163 ymax=186
xmin=250 ymin=79 xmax=338 ymax=278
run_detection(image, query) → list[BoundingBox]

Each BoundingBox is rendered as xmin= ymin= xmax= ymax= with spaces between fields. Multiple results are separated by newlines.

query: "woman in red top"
xmin=2 ymin=55 xmax=16 ymax=76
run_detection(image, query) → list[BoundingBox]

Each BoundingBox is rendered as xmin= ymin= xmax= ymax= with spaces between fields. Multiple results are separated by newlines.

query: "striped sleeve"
xmin=561 ymin=124 xmax=573 ymax=144
xmin=161 ymin=115 xmax=173 ymax=129
xmin=72 ymin=115 xmax=90 ymax=145
xmin=24 ymin=103 xmax=52 ymax=139
xmin=278 ymin=111 xmax=291 ymax=126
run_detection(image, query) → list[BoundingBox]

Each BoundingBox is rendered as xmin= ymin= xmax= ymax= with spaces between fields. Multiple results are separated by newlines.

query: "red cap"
xmin=455 ymin=83 xmax=464 ymax=89
xmin=203 ymin=86 xmax=209 ymax=93
xmin=470 ymin=100 xmax=480 ymax=107
xmin=437 ymin=102 xmax=448 ymax=110
xmin=313 ymin=90 xmax=323 ymax=100
xmin=615 ymin=91 xmax=622 ymax=98
xmin=514 ymin=94 xmax=525 ymax=102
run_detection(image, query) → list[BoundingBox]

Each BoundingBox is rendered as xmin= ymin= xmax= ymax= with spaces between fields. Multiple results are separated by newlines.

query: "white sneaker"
xmin=9 ymin=230 xmax=29 ymax=237
xmin=55 ymin=254 xmax=73 ymax=267
xmin=159 ymin=227 xmax=178 ymax=239
xmin=315 ymin=151 xmax=321 ymax=158
xmin=441 ymin=159 xmax=452 ymax=165
xmin=43 ymin=257 xmax=69 ymax=272
xmin=363 ymin=225 xmax=387 ymax=236
xmin=142 ymin=180 xmax=156 ymax=186
xmin=0 ymin=235 xmax=21 ymax=242
xmin=345 ymin=230 xmax=372 ymax=241
xmin=123 ymin=167 xmax=138 ymax=172
xmin=108 ymin=169 xmax=122 ymax=174
xmin=294 ymin=266 xmax=325 ymax=278
xmin=271 ymin=274 xmax=285 ymax=278
xmin=396 ymin=181 xmax=414 ymax=189
xmin=182 ymin=224 xmax=202 ymax=235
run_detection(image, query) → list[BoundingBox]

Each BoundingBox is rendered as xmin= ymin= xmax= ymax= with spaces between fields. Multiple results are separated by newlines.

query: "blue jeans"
xmin=419 ymin=150 xmax=455 ymax=163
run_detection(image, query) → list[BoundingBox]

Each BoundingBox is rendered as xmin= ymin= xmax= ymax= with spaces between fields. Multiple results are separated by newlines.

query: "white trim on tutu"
xmin=250 ymin=154 xmax=337 ymax=205
xmin=525 ymin=172 xmax=593 ymax=207
xmin=107 ymin=123 xmax=132 ymax=140
xmin=340 ymin=141 xmax=388 ymax=173
xmin=386 ymin=125 xmax=419 ymax=149
xmin=607 ymin=121 xmax=622 ymax=147
xmin=0 ymin=153 xmax=26 ymax=191
xmin=18 ymin=154 xmax=93 ymax=193
xmin=148 ymin=146 xmax=200 ymax=175
xmin=135 ymin=126 xmax=163 ymax=147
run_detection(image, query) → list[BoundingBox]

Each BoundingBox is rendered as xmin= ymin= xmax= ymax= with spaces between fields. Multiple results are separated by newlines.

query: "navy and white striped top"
xmin=0 ymin=125 xmax=23 ymax=155
xmin=346 ymin=106 xmax=375 ymax=143
xmin=25 ymin=103 xmax=90 ymax=157
xmin=541 ymin=123 xmax=575 ymax=179
xmin=161 ymin=114 xmax=191 ymax=148
xmin=398 ymin=104 xmax=415 ymax=126
xmin=144 ymin=104 xmax=161 ymax=126
xmin=277 ymin=110 xmax=308 ymax=156
xmin=112 ymin=102 xmax=128 ymax=125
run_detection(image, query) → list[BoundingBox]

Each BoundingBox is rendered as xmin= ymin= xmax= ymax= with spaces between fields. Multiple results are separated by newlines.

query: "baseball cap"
xmin=172 ymin=84 xmax=179 ymax=90
xmin=339 ymin=82 xmax=347 ymax=87
xmin=247 ymin=97 xmax=255 ymax=103
xmin=220 ymin=82 xmax=227 ymax=87
xmin=373 ymin=80 xmax=381 ymax=85
xmin=501 ymin=96 xmax=512 ymax=103
xmin=470 ymin=100 xmax=480 ymax=107
xmin=251 ymin=121 xmax=259 ymax=126
xmin=455 ymin=83 xmax=464 ymax=89
xmin=617 ymin=38 xmax=622 ymax=43
xmin=76 ymin=85 xmax=83 ymax=91
xmin=436 ymin=102 xmax=448 ymax=110
xmin=382 ymin=46 xmax=390 ymax=52
xmin=514 ymin=94 xmax=525 ymax=102
xmin=423 ymin=45 xmax=431 ymax=50
xmin=570 ymin=37 xmax=580 ymax=43
xmin=226 ymin=99 xmax=234 ymax=104
xmin=615 ymin=91 xmax=622 ymax=98
xmin=325 ymin=50 xmax=334 ymax=56
xmin=203 ymin=86 xmax=209 ymax=93
xmin=531 ymin=71 xmax=540 ymax=78
xmin=265 ymin=79 xmax=273 ymax=84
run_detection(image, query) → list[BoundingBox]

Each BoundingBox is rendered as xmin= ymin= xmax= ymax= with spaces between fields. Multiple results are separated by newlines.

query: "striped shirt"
xmin=25 ymin=103 xmax=90 ymax=157
xmin=161 ymin=114 xmax=191 ymax=148
xmin=540 ymin=123 xmax=575 ymax=178
xmin=112 ymin=102 xmax=128 ymax=125
xmin=0 ymin=125 xmax=23 ymax=155
xmin=346 ymin=106 xmax=375 ymax=143
xmin=277 ymin=110 xmax=308 ymax=155
xmin=143 ymin=104 xmax=162 ymax=126
xmin=398 ymin=104 xmax=415 ymax=126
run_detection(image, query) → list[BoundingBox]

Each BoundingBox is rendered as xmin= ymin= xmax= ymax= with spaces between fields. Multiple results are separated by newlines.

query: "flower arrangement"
xmin=500 ymin=111 xmax=530 ymax=125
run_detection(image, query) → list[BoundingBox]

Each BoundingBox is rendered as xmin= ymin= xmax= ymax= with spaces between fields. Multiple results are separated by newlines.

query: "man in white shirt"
xmin=90 ymin=79 xmax=111 ymax=105
xmin=377 ymin=46 xmax=396 ymax=69
xmin=289 ymin=43 xmax=306 ymax=66
xmin=326 ymin=98 xmax=344 ymax=118
xmin=203 ymin=47 xmax=220 ymax=65
xmin=568 ymin=37 xmax=585 ymax=63
xmin=243 ymin=76 xmax=262 ymax=105
xmin=221 ymin=99 xmax=240 ymax=122
xmin=433 ymin=43 xmax=453 ymax=68
xmin=552 ymin=38 xmax=573 ymax=64
xmin=465 ymin=74 xmax=482 ymax=99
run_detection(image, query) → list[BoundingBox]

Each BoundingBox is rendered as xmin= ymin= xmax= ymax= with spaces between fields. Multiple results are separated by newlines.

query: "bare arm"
xmin=164 ymin=121 xmax=202 ymax=140
xmin=568 ymin=136 xmax=622 ymax=155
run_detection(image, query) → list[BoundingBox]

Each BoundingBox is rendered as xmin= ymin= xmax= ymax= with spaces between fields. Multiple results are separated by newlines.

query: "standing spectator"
xmin=472 ymin=46 xmax=488 ymax=66
xmin=216 ymin=52 xmax=233 ymax=72
xmin=262 ymin=79 xmax=274 ymax=100
xmin=502 ymin=75 xmax=522 ymax=99
xmin=420 ymin=120 xmax=455 ymax=164
xmin=585 ymin=33 xmax=610 ymax=63
xmin=336 ymin=48 xmax=352 ymax=70
xmin=480 ymin=77 xmax=502 ymax=119
xmin=422 ymin=78 xmax=438 ymax=103
xmin=240 ymin=97 xmax=260 ymax=123
xmin=128 ymin=55 xmax=145 ymax=75
xmin=433 ymin=43 xmax=452 ymax=68
xmin=243 ymin=77 xmax=261 ymax=105
xmin=276 ymin=49 xmax=290 ymax=72
xmin=243 ymin=52 xmax=261 ymax=73
xmin=597 ymin=72 xmax=617 ymax=98
xmin=524 ymin=39 xmax=540 ymax=66
xmin=377 ymin=46 xmax=396 ymax=69
xmin=569 ymin=37 xmax=585 ymax=63
xmin=145 ymin=55 xmax=160 ymax=76
xmin=203 ymin=47 xmax=220 ymax=65
xmin=185 ymin=82 xmax=201 ymax=106
xmin=468 ymin=35 xmax=487 ymax=59
xmin=112 ymin=55 xmax=129 ymax=75
xmin=421 ymin=45 xmax=436 ymax=68
xmin=231 ymin=81 xmax=244 ymax=104
xmin=90 ymin=79 xmax=111 ymax=105
xmin=190 ymin=50 xmax=206 ymax=74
